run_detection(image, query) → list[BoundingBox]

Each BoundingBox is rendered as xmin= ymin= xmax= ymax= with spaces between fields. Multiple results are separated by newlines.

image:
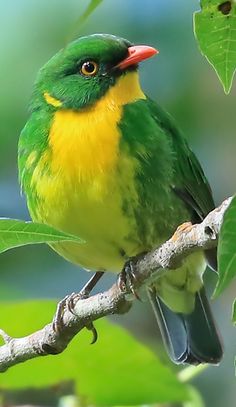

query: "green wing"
xmin=18 ymin=109 xmax=52 ymax=219
xmin=147 ymin=98 xmax=217 ymax=270
xmin=147 ymin=98 xmax=215 ymax=220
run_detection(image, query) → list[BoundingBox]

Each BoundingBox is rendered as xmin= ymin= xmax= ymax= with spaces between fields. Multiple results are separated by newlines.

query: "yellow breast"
xmin=49 ymin=72 xmax=145 ymax=182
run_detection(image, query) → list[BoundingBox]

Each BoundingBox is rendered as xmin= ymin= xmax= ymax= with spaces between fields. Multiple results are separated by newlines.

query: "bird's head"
xmin=32 ymin=34 xmax=158 ymax=111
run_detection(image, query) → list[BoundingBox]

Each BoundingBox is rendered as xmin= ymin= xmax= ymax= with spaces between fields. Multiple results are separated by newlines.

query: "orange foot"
xmin=171 ymin=222 xmax=193 ymax=242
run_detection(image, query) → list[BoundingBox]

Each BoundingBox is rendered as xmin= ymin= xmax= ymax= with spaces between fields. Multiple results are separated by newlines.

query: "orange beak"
xmin=115 ymin=45 xmax=158 ymax=70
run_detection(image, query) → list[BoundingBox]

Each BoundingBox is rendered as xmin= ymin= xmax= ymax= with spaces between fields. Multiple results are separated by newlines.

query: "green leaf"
xmin=194 ymin=0 xmax=236 ymax=93
xmin=232 ymin=298 xmax=236 ymax=323
xmin=0 ymin=219 xmax=83 ymax=254
xmin=77 ymin=0 xmax=103 ymax=26
xmin=64 ymin=0 xmax=103 ymax=49
xmin=214 ymin=196 xmax=236 ymax=297
xmin=0 ymin=301 xmax=189 ymax=405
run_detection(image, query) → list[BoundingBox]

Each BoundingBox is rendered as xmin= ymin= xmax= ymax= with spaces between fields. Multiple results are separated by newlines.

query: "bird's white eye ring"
xmin=81 ymin=61 xmax=98 ymax=76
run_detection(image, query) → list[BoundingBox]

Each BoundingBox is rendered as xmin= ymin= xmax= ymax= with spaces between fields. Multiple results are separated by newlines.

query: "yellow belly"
xmin=50 ymin=185 xmax=141 ymax=272
xmin=32 ymin=156 xmax=145 ymax=271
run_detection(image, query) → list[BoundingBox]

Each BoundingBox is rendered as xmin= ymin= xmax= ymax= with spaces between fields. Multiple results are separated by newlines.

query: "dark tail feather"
xmin=148 ymin=287 xmax=223 ymax=365
xmin=205 ymin=247 xmax=218 ymax=272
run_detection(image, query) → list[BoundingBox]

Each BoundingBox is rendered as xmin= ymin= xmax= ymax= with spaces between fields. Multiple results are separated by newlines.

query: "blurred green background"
xmin=0 ymin=0 xmax=236 ymax=406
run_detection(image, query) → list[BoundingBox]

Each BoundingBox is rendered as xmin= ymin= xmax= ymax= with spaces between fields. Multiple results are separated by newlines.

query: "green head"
xmin=32 ymin=34 xmax=157 ymax=111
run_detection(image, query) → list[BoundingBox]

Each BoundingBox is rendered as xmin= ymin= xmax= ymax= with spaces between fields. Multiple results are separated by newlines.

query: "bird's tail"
xmin=148 ymin=287 xmax=223 ymax=365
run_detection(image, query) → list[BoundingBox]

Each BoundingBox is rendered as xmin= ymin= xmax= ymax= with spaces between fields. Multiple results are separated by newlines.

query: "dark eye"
xmin=81 ymin=61 xmax=98 ymax=76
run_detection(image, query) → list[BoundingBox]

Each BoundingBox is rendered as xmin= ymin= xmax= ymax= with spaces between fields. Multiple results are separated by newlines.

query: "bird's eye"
xmin=81 ymin=61 xmax=98 ymax=76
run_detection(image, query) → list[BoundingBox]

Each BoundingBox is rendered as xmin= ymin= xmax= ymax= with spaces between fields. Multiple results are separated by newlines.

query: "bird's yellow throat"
xmin=47 ymin=72 xmax=146 ymax=181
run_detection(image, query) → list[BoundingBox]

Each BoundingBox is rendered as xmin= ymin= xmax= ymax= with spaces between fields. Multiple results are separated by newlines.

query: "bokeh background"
xmin=0 ymin=0 xmax=236 ymax=406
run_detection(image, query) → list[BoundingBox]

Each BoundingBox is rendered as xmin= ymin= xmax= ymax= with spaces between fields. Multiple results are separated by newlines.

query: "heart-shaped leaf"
xmin=194 ymin=0 xmax=236 ymax=93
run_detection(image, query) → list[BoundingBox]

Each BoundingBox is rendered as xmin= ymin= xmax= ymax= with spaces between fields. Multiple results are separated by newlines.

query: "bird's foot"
xmin=52 ymin=291 xmax=85 ymax=333
xmin=52 ymin=271 xmax=104 ymax=343
xmin=52 ymin=292 xmax=98 ymax=344
xmin=118 ymin=254 xmax=145 ymax=300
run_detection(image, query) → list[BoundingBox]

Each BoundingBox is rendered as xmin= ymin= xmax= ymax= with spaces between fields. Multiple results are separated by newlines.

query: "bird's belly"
xmin=35 ymin=176 xmax=146 ymax=272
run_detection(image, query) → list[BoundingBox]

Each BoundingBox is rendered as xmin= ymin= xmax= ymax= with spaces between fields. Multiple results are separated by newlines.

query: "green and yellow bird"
xmin=18 ymin=34 xmax=223 ymax=365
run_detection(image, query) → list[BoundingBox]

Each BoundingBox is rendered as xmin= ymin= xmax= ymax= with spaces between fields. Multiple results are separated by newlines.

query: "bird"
xmin=18 ymin=33 xmax=223 ymax=365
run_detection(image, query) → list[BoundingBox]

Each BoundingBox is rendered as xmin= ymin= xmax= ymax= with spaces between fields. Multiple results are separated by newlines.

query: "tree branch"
xmin=0 ymin=196 xmax=232 ymax=372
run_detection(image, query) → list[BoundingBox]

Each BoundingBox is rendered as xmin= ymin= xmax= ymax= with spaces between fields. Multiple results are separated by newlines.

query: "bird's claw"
xmin=52 ymin=292 xmax=84 ymax=333
xmin=52 ymin=292 xmax=98 ymax=344
xmin=52 ymin=271 xmax=104 ymax=340
xmin=86 ymin=322 xmax=98 ymax=344
xmin=118 ymin=256 xmax=141 ymax=300
xmin=67 ymin=292 xmax=87 ymax=315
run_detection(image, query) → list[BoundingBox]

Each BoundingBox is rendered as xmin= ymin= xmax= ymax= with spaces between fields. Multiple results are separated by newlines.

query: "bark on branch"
xmin=0 ymin=196 xmax=232 ymax=372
